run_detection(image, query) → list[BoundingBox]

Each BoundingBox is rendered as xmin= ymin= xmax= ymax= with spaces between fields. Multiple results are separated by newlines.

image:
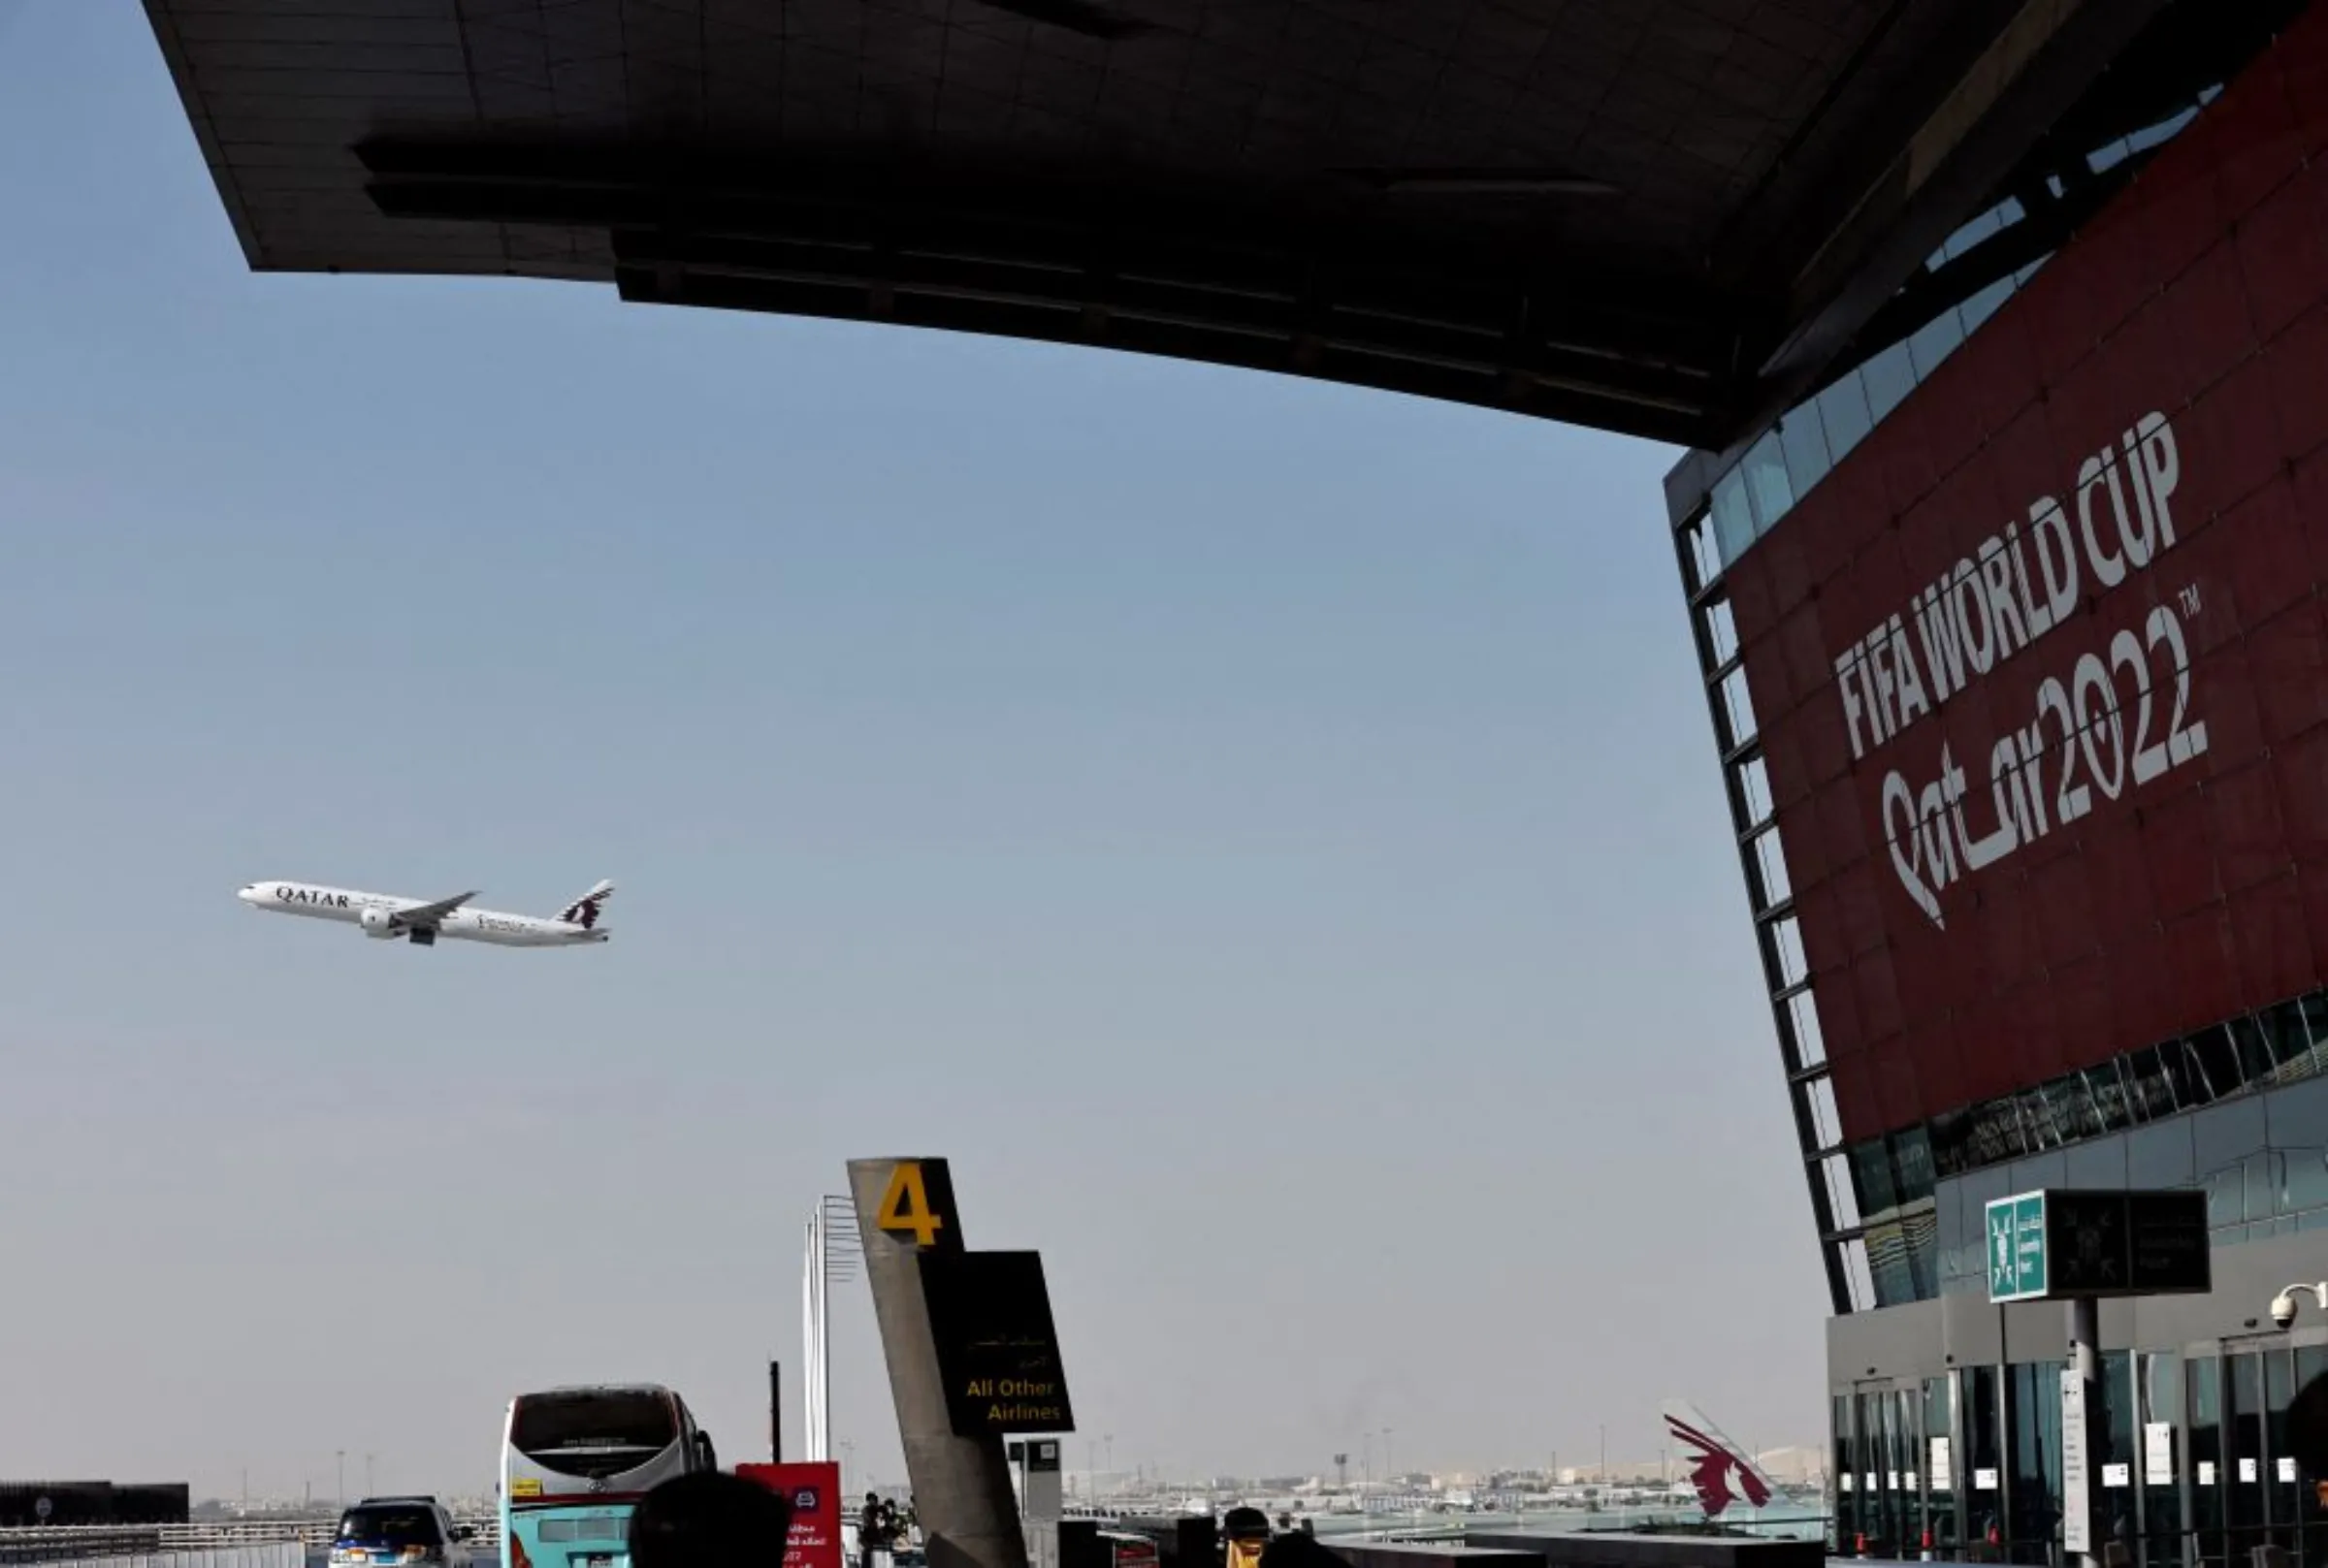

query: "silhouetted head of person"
xmin=1220 ymin=1507 xmax=1270 ymax=1541
xmin=629 ymin=1470 xmax=794 ymax=1568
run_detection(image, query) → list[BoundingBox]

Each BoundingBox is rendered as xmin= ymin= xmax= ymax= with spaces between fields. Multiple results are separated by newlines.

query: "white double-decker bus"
xmin=500 ymin=1384 xmax=718 ymax=1568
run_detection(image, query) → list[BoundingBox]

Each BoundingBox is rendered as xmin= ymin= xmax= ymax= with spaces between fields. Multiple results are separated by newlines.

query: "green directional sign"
xmin=1985 ymin=1188 xmax=2212 ymax=1303
xmin=1987 ymin=1191 xmax=2050 ymax=1302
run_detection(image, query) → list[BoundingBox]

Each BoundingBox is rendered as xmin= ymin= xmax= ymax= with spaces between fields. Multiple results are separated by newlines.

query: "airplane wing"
xmin=396 ymin=890 xmax=479 ymax=927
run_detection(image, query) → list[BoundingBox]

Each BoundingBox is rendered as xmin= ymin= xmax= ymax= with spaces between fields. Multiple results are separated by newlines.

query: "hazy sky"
xmin=0 ymin=1 xmax=1828 ymax=1503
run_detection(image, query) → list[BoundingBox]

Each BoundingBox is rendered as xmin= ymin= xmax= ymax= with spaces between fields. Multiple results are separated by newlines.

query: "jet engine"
xmin=359 ymin=907 xmax=399 ymax=940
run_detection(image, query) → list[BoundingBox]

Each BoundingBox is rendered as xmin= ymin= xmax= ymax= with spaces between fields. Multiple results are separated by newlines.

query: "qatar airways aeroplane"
xmin=236 ymin=878 xmax=615 ymax=948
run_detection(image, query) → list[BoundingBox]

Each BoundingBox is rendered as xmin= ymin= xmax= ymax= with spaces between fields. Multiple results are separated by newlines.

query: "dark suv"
xmin=332 ymin=1497 xmax=468 ymax=1567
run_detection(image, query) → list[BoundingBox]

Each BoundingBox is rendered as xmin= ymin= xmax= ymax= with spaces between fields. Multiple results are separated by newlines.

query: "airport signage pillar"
xmin=848 ymin=1157 xmax=1035 ymax=1568
xmin=1010 ymin=1441 xmax=1064 ymax=1568
xmin=1986 ymin=1189 xmax=2213 ymax=1568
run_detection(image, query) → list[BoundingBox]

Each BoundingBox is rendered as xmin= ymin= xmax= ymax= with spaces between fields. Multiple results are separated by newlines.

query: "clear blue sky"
xmin=0 ymin=0 xmax=1827 ymax=1502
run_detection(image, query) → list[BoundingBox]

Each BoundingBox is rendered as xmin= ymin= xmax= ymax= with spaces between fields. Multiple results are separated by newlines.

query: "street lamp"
xmin=2272 ymin=1282 xmax=2328 ymax=1327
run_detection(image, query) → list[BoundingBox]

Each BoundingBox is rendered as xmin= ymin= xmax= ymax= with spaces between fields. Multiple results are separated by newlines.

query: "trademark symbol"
xmin=2180 ymin=584 xmax=2203 ymax=617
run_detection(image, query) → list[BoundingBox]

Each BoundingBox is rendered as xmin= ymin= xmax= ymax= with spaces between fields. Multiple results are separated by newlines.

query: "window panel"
xmin=2302 ymin=993 xmax=2328 ymax=1062
xmin=1960 ymin=274 xmax=2018 ymax=338
xmin=2139 ymin=1352 xmax=2182 ymax=1544
xmin=2270 ymin=1073 xmax=2328 ymax=1146
xmin=2195 ymin=1096 xmax=2270 ymax=1182
xmin=2124 ymin=1043 xmax=2177 ymax=1122
xmin=1753 ymin=826 xmax=1794 ymax=908
xmin=2005 ymin=1150 xmax=2067 ymax=1197
xmin=2065 ymin=1131 xmax=2129 ymax=1189
xmin=1683 ymin=518 xmax=1721 ymax=592
xmin=1779 ymin=401 xmax=1834 ymax=500
xmin=1866 ymin=1219 xmax=1918 ymax=1306
xmin=1825 ymin=1152 xmax=1864 ymax=1227
xmin=1809 ymin=1074 xmax=1844 ymax=1151
xmin=2245 ymin=1150 xmax=2277 ymax=1224
xmin=1906 ymin=306 xmax=1967 ymax=382
xmin=1737 ymin=754 xmax=1775 ymax=828
xmin=2259 ymin=999 xmax=2314 ymax=1078
xmin=1773 ymin=915 xmax=1808 ymax=989
xmin=1703 ymin=595 xmax=1740 ymax=666
xmin=2158 ymin=1036 xmax=2211 ymax=1113
xmin=1893 ymin=1125 xmax=1937 ymax=1202
xmin=1790 ymin=988 xmax=1828 ymax=1068
xmin=2126 ymin=1115 xmax=2196 ymax=1189
xmin=2009 ymin=1359 xmax=2067 ymax=1552
xmin=1720 ymin=664 xmax=1759 ymax=747
xmin=1933 ymin=1175 xmax=1967 ymax=1287
xmin=2231 ymin=1014 xmax=2277 ymax=1090
xmin=2281 ymin=1143 xmax=2328 ymax=1219
xmin=2193 ymin=1355 xmax=2225 ymax=1554
xmin=1861 ymin=341 xmax=1919 ymax=424
xmin=1925 ymin=1377 xmax=1958 ymax=1552
xmin=1817 ymin=371 xmax=1876 ymax=464
xmin=1711 ymin=468 xmax=1756 ymax=565
xmin=1963 ymin=1365 xmax=2005 ymax=1550
xmin=1741 ymin=432 xmax=1794 ymax=532
xmin=1928 ymin=1109 xmax=1972 ymax=1179
xmin=2086 ymin=1057 xmax=2136 ymax=1134
xmin=1842 ymin=1235 xmax=1878 ymax=1312
xmin=1856 ymin=1138 xmax=1901 ymax=1221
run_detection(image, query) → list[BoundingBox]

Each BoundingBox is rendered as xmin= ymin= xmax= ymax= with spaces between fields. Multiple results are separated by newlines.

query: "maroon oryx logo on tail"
xmin=1664 ymin=1402 xmax=1773 ymax=1518
xmin=558 ymin=879 xmax=616 ymax=930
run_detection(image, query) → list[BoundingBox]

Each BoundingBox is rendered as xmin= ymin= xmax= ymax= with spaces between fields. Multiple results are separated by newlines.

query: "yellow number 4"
xmin=876 ymin=1161 xmax=944 ymax=1246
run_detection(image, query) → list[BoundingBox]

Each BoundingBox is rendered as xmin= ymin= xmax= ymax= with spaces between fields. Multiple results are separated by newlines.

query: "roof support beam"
xmin=1724 ymin=0 xmax=2180 ymax=448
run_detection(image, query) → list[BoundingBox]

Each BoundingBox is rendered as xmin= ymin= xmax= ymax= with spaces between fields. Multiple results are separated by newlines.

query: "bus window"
xmin=511 ymin=1390 xmax=680 ymax=1480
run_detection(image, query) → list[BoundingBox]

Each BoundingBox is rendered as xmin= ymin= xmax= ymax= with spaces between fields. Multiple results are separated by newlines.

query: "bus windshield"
xmin=511 ymin=1389 xmax=679 ymax=1480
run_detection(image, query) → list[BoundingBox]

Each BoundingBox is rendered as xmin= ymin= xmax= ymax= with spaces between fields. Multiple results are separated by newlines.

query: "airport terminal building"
xmin=137 ymin=0 xmax=2328 ymax=1561
xmin=1665 ymin=1 xmax=2328 ymax=1561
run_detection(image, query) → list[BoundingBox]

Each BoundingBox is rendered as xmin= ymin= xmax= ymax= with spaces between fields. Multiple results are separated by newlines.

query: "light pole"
xmin=337 ymin=1453 xmax=345 ymax=1509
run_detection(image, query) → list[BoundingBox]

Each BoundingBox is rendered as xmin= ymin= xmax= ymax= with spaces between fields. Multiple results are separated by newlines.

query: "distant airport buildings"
xmin=0 ymin=1482 xmax=190 ymax=1528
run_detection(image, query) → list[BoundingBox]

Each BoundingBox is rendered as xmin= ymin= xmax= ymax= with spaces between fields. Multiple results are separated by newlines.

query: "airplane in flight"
xmin=236 ymin=878 xmax=615 ymax=948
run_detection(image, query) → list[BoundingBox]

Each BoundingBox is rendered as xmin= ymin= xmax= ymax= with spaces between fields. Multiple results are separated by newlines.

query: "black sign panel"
xmin=2047 ymin=1189 xmax=2212 ymax=1298
xmin=920 ymin=1250 xmax=1076 ymax=1436
xmin=2047 ymin=1191 xmax=2135 ymax=1295
xmin=2125 ymin=1190 xmax=2211 ymax=1293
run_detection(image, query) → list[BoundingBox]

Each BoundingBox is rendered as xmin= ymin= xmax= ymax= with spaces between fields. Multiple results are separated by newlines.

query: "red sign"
xmin=735 ymin=1462 xmax=842 ymax=1568
xmin=1726 ymin=0 xmax=2328 ymax=1145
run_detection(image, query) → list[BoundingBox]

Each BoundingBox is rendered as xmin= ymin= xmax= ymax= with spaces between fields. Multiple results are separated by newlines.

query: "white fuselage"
xmin=237 ymin=881 xmax=609 ymax=947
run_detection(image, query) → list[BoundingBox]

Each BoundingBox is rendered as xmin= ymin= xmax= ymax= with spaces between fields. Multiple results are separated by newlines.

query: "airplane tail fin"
xmin=558 ymin=879 xmax=616 ymax=929
xmin=1662 ymin=1399 xmax=1777 ymax=1518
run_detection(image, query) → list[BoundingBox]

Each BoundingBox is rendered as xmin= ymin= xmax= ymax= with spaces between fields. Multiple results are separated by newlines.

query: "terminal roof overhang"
xmin=144 ymin=0 xmax=2200 ymax=449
